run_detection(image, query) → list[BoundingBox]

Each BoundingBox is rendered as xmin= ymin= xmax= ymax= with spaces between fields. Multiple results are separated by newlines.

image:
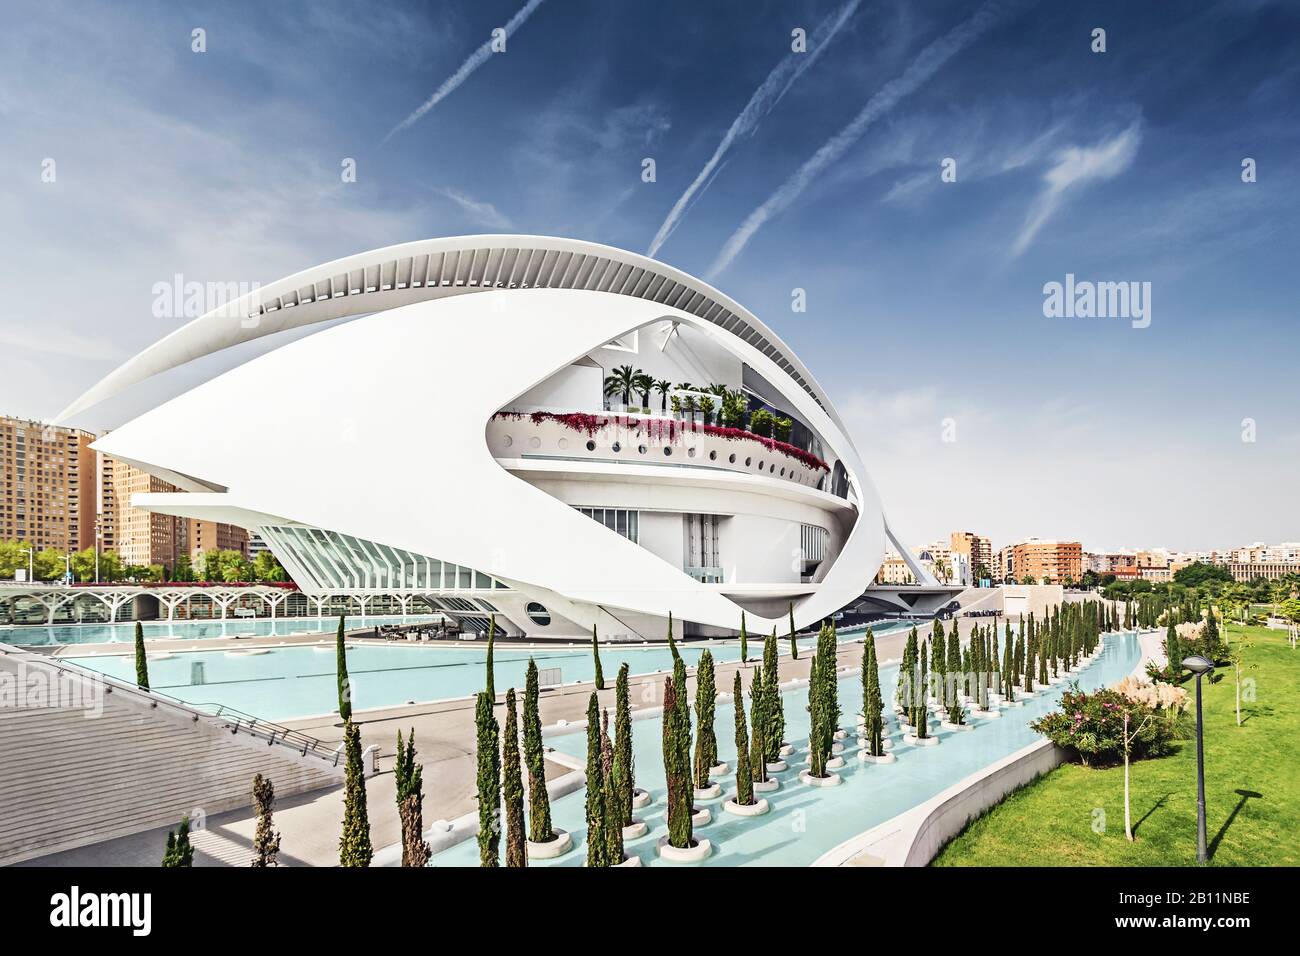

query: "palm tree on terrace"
xmin=603 ymin=365 xmax=639 ymax=408
xmin=653 ymin=378 xmax=672 ymax=413
xmin=633 ymin=372 xmax=654 ymax=410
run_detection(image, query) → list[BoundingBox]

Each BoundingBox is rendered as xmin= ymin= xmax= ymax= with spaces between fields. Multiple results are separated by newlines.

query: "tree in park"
xmin=394 ymin=729 xmax=429 ymax=867
xmin=161 ymin=816 xmax=194 ymax=867
xmin=667 ymin=611 xmax=680 ymax=662
xmin=693 ymin=650 xmax=718 ymax=789
xmin=946 ymin=627 xmax=961 ymax=704
xmin=591 ymin=624 xmax=605 ymax=690
xmin=807 ymin=638 xmax=829 ymax=777
xmin=991 ymin=626 xmax=1001 ymax=689
xmin=522 ymin=659 xmax=555 ymax=843
xmin=763 ymin=629 xmax=785 ymax=760
xmin=861 ymin=630 xmax=884 ymax=755
xmin=484 ymin=614 xmax=496 ymax=701
xmin=134 ymin=621 xmax=149 ymax=690
xmin=1001 ymin=627 xmax=1016 ymax=703
xmin=898 ymin=627 xmax=918 ymax=710
xmin=251 ymin=773 xmax=282 ymax=867
xmin=661 ymin=675 xmax=693 ymax=849
xmin=335 ymin=615 xmax=350 ymax=720
xmin=932 ymin=620 xmax=947 ymax=706
xmin=502 ymin=689 xmax=527 ymax=867
xmin=733 ymin=671 xmax=754 ymax=806
xmin=612 ymin=663 xmax=634 ymax=828
xmin=584 ymin=693 xmax=608 ymax=866
xmin=739 ymin=610 xmax=748 ymax=663
xmin=1163 ymin=620 xmax=1182 ymax=682
xmin=600 ymin=708 xmax=625 ymax=865
xmin=822 ymin=622 xmax=841 ymax=739
xmin=474 ymin=691 xmax=500 ymax=867
xmin=339 ymin=717 xmax=373 ymax=867
xmin=672 ymin=654 xmax=694 ymax=810
xmin=1204 ymin=606 xmax=1221 ymax=661
xmin=749 ymin=664 xmax=768 ymax=786
xmin=788 ymin=602 xmax=798 ymax=660
xmin=913 ymin=639 xmax=929 ymax=739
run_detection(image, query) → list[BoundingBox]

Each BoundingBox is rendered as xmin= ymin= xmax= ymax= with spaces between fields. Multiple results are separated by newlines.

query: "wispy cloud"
xmin=708 ymin=0 xmax=1016 ymax=278
xmin=645 ymin=0 xmax=861 ymax=258
xmin=382 ymin=0 xmax=548 ymax=144
xmin=438 ymin=187 xmax=513 ymax=230
xmin=1010 ymin=120 xmax=1143 ymax=256
xmin=0 ymin=326 xmax=128 ymax=362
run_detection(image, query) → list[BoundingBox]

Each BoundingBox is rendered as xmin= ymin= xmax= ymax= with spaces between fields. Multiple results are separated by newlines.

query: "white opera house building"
xmin=60 ymin=237 xmax=935 ymax=640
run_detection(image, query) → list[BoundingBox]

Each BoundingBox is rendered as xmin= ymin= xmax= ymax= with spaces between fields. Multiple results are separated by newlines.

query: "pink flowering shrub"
xmin=1031 ymin=687 xmax=1181 ymax=767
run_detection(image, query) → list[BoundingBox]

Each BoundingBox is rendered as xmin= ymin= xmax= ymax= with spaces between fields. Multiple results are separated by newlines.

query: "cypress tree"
xmin=394 ymin=729 xmax=428 ymax=867
xmin=861 ymin=630 xmax=884 ymax=756
xmin=749 ymin=664 xmax=768 ymax=785
xmin=670 ymin=655 xmax=695 ymax=812
xmin=898 ymin=627 xmax=918 ymax=710
xmin=613 ymin=663 xmax=634 ymax=828
xmin=739 ymin=611 xmax=748 ymax=664
xmin=1002 ymin=627 xmax=1016 ymax=702
xmin=522 ymin=658 xmax=554 ymax=843
xmin=763 ymin=629 xmax=785 ymax=760
xmin=932 ymin=625 xmax=948 ymax=707
xmin=584 ymin=693 xmax=608 ymax=867
xmin=823 ymin=622 xmax=841 ymax=739
xmin=808 ymin=639 xmax=828 ymax=778
xmin=600 ymin=708 xmax=624 ymax=865
xmin=161 ymin=816 xmax=194 ymax=867
xmin=591 ymin=624 xmax=604 ymax=690
xmin=693 ymin=650 xmax=718 ymax=788
xmin=502 ymin=688 xmax=526 ymax=868
xmin=134 ymin=621 xmax=150 ymax=690
xmin=946 ymin=627 xmax=961 ymax=704
xmin=474 ymin=692 xmax=499 ymax=867
xmin=662 ymin=675 xmax=693 ymax=849
xmin=992 ymin=626 xmax=1001 ymax=690
xmin=1165 ymin=620 xmax=1181 ymax=680
xmin=733 ymin=671 xmax=754 ymax=805
xmin=252 ymin=774 xmax=281 ymax=868
xmin=914 ymin=639 xmax=929 ymax=739
xmin=788 ymin=602 xmax=798 ymax=660
xmin=1204 ymin=606 xmax=1220 ymax=660
xmin=667 ymin=612 xmax=680 ymax=662
xmin=339 ymin=718 xmax=373 ymax=867
xmin=484 ymin=614 xmax=496 ymax=702
xmin=335 ymin=614 xmax=349 ymax=720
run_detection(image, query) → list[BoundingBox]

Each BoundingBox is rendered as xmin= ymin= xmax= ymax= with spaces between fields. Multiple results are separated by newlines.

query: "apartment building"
xmin=994 ymin=538 xmax=1083 ymax=585
xmin=112 ymin=460 xmax=189 ymax=569
xmin=0 ymin=415 xmax=97 ymax=554
xmin=190 ymin=519 xmax=249 ymax=564
xmin=950 ymin=530 xmax=993 ymax=580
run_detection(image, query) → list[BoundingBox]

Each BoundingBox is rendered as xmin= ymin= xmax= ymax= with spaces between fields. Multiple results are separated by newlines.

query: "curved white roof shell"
xmin=59 ymin=236 xmax=840 ymax=428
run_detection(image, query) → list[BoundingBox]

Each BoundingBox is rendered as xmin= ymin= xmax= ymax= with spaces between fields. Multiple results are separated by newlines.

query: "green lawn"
xmin=933 ymin=624 xmax=1298 ymax=866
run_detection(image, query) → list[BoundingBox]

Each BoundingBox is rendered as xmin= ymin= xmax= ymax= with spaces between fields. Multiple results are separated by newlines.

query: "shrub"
xmin=1031 ymin=685 xmax=1187 ymax=767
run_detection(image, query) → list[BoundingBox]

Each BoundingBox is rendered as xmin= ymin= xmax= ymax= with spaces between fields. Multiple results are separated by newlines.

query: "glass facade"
xmin=259 ymin=525 xmax=508 ymax=592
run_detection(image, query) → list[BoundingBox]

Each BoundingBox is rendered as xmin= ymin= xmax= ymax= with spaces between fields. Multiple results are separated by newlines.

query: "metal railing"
xmin=0 ymin=644 xmax=341 ymax=769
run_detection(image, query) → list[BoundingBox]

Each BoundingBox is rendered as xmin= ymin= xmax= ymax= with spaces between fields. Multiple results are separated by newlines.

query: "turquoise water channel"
xmin=429 ymin=630 xmax=1142 ymax=868
xmin=60 ymin=623 xmax=912 ymax=721
xmin=0 ymin=614 xmax=442 ymax=647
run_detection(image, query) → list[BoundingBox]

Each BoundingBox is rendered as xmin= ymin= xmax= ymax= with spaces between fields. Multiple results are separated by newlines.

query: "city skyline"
xmin=1 ymin=0 xmax=1296 ymax=551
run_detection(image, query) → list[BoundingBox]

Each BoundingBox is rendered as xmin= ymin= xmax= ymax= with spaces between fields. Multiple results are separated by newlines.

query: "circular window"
xmin=745 ymin=457 xmax=752 ymax=467
xmin=526 ymin=602 xmax=551 ymax=626
xmin=779 ymin=468 xmax=785 ymax=477
xmin=586 ymin=440 xmax=596 ymax=451
xmin=529 ymin=436 xmax=541 ymax=449
xmin=728 ymin=454 xmax=736 ymax=464
xmin=758 ymin=460 xmax=764 ymax=470
xmin=558 ymin=437 xmax=568 ymax=450
xmin=612 ymin=441 xmax=622 ymax=453
xmin=638 ymin=444 xmax=647 ymax=454
xmin=688 ymin=448 xmax=696 ymax=458
xmin=709 ymin=450 xmax=717 ymax=461
xmin=503 ymin=435 xmax=513 ymax=448
xmin=663 ymin=446 xmax=672 ymax=456
xmin=770 ymin=463 xmax=776 ymax=473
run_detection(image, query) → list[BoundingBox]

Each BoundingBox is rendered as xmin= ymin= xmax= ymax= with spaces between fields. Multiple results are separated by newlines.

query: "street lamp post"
xmin=19 ymin=547 xmax=33 ymax=582
xmin=1183 ymin=654 xmax=1215 ymax=863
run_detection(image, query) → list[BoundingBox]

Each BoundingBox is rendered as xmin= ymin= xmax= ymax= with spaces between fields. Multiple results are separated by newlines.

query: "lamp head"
xmin=1182 ymin=654 xmax=1214 ymax=675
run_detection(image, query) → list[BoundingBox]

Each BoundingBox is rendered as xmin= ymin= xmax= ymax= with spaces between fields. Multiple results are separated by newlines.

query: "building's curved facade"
xmin=62 ymin=236 xmax=929 ymax=639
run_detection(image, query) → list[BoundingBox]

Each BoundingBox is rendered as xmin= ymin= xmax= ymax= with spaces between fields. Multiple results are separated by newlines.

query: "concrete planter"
xmin=765 ymin=760 xmax=788 ymax=773
xmin=615 ymin=854 xmax=643 ymax=867
xmin=631 ymin=788 xmax=652 ymax=809
xmin=709 ymin=762 xmax=729 ymax=777
xmin=881 ymin=736 xmax=895 ymax=749
xmin=526 ymin=828 xmax=574 ymax=859
xmin=690 ymin=806 xmax=712 ymax=826
xmin=656 ymin=836 xmax=712 ymax=863
xmin=833 ymin=729 xmax=848 ymax=741
xmin=1002 ymin=699 xmax=1026 ymax=708
xmin=778 ymin=744 xmax=795 ymax=757
xmin=752 ymin=777 xmax=780 ymax=792
xmin=830 ymin=742 xmax=845 ymax=755
xmin=723 ymin=796 xmax=771 ymax=817
xmin=622 ymin=819 xmax=649 ymax=840
xmin=940 ymin=721 xmax=974 ymax=732
xmin=799 ymin=769 xmax=842 ymax=788
xmin=904 ymin=733 xmax=940 ymax=747
xmin=827 ymin=756 xmax=846 ymax=769
xmin=859 ymin=750 xmax=896 ymax=764
xmin=693 ymin=783 xmax=722 ymax=800
xmin=971 ymin=707 xmax=1003 ymax=719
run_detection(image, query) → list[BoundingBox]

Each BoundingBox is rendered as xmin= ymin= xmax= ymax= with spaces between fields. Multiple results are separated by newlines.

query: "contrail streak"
xmin=646 ymin=0 xmax=861 ymax=259
xmin=708 ymin=0 xmax=1016 ymax=279
xmin=383 ymin=0 xmax=548 ymax=144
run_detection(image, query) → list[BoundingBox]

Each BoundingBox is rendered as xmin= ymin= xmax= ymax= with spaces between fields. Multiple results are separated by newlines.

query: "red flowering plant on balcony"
xmin=493 ymin=411 xmax=829 ymax=472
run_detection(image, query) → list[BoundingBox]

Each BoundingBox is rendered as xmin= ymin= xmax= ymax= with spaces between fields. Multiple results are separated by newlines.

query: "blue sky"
xmin=1 ymin=0 xmax=1296 ymax=551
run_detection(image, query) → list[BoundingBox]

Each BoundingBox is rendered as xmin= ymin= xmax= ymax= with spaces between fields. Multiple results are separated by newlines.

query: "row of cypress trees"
xmin=806 ymin=622 xmax=841 ymax=776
